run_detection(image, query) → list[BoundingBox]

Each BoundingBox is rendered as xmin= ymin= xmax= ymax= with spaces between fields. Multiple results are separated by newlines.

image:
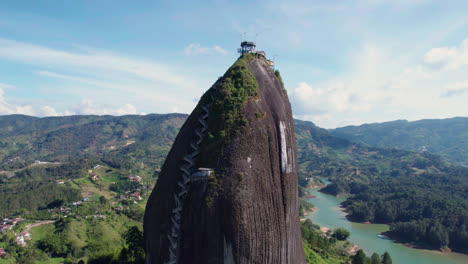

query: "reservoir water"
xmin=306 ymin=183 xmax=468 ymax=264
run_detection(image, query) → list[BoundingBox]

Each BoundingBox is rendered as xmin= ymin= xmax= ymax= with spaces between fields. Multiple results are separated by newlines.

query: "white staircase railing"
xmin=164 ymin=98 xmax=213 ymax=264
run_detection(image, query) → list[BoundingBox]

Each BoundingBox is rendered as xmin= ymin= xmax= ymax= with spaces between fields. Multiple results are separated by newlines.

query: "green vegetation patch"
xmin=196 ymin=55 xmax=259 ymax=205
xmin=197 ymin=55 xmax=259 ymax=157
xmin=274 ymin=69 xmax=284 ymax=86
xmin=204 ymin=54 xmax=259 ymax=141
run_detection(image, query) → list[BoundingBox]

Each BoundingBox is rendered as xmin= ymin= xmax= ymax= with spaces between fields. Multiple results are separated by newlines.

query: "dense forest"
xmin=330 ymin=117 xmax=468 ymax=166
xmin=0 ymin=114 xmax=466 ymax=262
xmin=0 ymin=114 xmax=185 ymax=168
xmin=0 ymin=160 xmax=91 ymax=217
xmin=294 ymin=119 xmax=452 ymax=185
xmin=323 ymin=163 xmax=468 ymax=252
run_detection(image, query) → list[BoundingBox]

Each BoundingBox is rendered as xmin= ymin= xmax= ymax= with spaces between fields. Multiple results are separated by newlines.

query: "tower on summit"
xmin=238 ymin=41 xmax=256 ymax=54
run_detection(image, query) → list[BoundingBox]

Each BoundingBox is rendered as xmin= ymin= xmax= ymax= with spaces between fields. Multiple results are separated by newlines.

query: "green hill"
xmin=0 ymin=114 xmax=466 ymax=261
xmin=330 ymin=117 xmax=468 ymax=166
xmin=1 ymin=115 xmax=451 ymax=186
xmin=295 ymin=119 xmax=451 ymax=186
xmin=0 ymin=114 xmax=186 ymax=169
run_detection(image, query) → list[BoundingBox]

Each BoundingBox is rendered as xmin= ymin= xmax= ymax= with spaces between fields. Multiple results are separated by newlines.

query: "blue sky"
xmin=1 ymin=0 xmax=467 ymax=128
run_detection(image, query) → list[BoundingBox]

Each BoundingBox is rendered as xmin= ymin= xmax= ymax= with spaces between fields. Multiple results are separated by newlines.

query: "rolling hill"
xmin=330 ymin=117 xmax=468 ymax=166
xmin=0 ymin=114 xmax=467 ymax=260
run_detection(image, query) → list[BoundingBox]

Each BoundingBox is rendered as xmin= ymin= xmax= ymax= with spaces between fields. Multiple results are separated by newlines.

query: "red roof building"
xmin=0 ymin=248 xmax=6 ymax=258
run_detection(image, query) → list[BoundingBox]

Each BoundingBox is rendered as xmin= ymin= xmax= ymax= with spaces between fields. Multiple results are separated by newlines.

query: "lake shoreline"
xmin=341 ymin=207 xmax=467 ymax=255
xmin=379 ymin=231 xmax=463 ymax=254
xmin=306 ymin=178 xmax=468 ymax=263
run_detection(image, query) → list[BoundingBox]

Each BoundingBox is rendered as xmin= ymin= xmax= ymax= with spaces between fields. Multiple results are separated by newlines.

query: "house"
xmin=20 ymin=232 xmax=31 ymax=240
xmin=94 ymin=164 xmax=102 ymax=169
xmin=55 ymin=180 xmax=65 ymax=184
xmin=0 ymin=248 xmax=6 ymax=258
xmin=128 ymin=175 xmax=142 ymax=183
xmin=90 ymin=173 xmax=98 ymax=181
xmin=5 ymin=218 xmax=21 ymax=226
xmin=93 ymin=214 xmax=106 ymax=219
xmin=16 ymin=236 xmax=26 ymax=247
xmin=256 ymin=51 xmax=266 ymax=57
xmin=131 ymin=193 xmax=142 ymax=200
xmin=0 ymin=224 xmax=11 ymax=232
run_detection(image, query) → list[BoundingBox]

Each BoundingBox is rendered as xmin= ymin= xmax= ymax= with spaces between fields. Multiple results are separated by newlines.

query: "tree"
xmin=352 ymin=249 xmax=368 ymax=264
xmin=99 ymin=196 xmax=108 ymax=205
xmin=381 ymin=252 xmax=392 ymax=264
xmin=119 ymin=226 xmax=145 ymax=264
xmin=427 ymin=223 xmax=449 ymax=248
xmin=36 ymin=233 xmax=70 ymax=257
xmin=47 ymin=199 xmax=64 ymax=209
xmin=333 ymin=227 xmax=351 ymax=240
xmin=371 ymin=253 xmax=381 ymax=264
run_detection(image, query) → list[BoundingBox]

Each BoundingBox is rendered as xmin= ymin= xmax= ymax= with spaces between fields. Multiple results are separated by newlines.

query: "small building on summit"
xmin=256 ymin=51 xmax=266 ymax=57
xmin=237 ymin=42 xmax=275 ymax=69
xmin=238 ymin=41 xmax=256 ymax=54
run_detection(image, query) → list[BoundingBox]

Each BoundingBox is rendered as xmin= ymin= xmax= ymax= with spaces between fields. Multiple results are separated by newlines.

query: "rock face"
xmin=144 ymin=55 xmax=305 ymax=264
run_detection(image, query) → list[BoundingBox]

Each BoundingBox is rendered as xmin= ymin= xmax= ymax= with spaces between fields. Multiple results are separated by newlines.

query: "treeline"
xmin=0 ymin=159 xmax=97 ymax=217
xmin=301 ymin=219 xmax=350 ymax=263
xmin=0 ymin=183 xmax=81 ymax=218
xmin=294 ymin=119 xmax=453 ymax=188
xmin=326 ymin=166 xmax=468 ymax=252
xmin=0 ymin=155 xmax=151 ymax=218
xmin=301 ymin=220 xmax=391 ymax=264
xmin=1 ymin=220 xmax=145 ymax=264
xmin=35 ymin=221 xmax=144 ymax=264
xmin=0 ymin=114 xmax=184 ymax=167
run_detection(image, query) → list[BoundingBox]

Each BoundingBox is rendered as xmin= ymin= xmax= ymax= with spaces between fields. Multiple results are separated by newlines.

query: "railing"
xmin=164 ymin=97 xmax=213 ymax=264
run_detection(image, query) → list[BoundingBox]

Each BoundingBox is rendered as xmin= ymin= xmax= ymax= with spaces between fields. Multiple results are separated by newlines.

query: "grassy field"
xmin=72 ymin=177 xmax=115 ymax=200
xmin=0 ymin=257 xmax=14 ymax=264
xmin=37 ymin=257 xmax=65 ymax=263
xmin=96 ymin=168 xmax=122 ymax=183
xmin=29 ymin=222 xmax=56 ymax=243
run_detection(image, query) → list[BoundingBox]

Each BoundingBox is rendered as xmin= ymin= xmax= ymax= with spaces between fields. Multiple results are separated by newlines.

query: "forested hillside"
xmin=0 ymin=114 xmax=185 ymax=168
xmin=0 ymin=114 xmax=466 ymax=262
xmin=295 ymin=120 xmax=452 ymax=186
xmin=330 ymin=117 xmax=468 ymax=166
xmin=297 ymin=119 xmax=468 ymax=253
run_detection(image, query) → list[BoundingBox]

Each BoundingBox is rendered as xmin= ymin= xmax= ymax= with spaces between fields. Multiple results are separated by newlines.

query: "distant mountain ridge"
xmin=330 ymin=117 xmax=468 ymax=166
xmin=1 ymin=114 xmax=466 ymax=257
xmin=0 ymin=113 xmax=186 ymax=168
xmin=0 ymin=114 xmax=460 ymax=180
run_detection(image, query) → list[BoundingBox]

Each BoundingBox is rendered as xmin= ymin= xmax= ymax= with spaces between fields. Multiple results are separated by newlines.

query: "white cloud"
xmin=74 ymin=99 xmax=138 ymax=115
xmin=289 ymin=44 xmax=394 ymax=127
xmin=0 ymin=83 xmax=15 ymax=90
xmin=440 ymin=81 xmax=468 ymax=98
xmin=0 ymin=87 xmax=35 ymax=115
xmin=184 ymin=43 xmax=228 ymax=55
xmin=0 ymin=87 xmax=140 ymax=117
xmin=0 ymin=38 xmax=211 ymax=115
xmin=424 ymin=39 xmax=468 ymax=70
xmin=0 ymin=38 xmax=198 ymax=90
xmin=36 ymin=70 xmax=195 ymax=113
xmin=34 ymin=105 xmax=74 ymax=117
xmin=289 ymin=39 xmax=468 ymax=128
